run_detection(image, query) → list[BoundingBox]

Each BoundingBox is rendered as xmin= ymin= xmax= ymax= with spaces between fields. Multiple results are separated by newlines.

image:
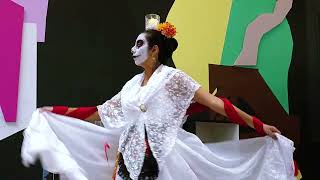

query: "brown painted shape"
xmin=208 ymin=64 xmax=300 ymax=145
xmin=235 ymin=0 xmax=293 ymax=66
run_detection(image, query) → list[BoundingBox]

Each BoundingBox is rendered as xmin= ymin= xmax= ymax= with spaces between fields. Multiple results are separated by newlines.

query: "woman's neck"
xmin=142 ymin=62 xmax=161 ymax=86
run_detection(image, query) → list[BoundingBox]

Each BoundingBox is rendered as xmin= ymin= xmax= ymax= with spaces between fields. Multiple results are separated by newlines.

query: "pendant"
xmin=139 ymin=104 xmax=147 ymax=112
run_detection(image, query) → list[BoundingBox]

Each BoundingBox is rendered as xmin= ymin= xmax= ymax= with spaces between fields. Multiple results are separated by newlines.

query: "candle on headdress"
xmin=145 ymin=14 xmax=160 ymax=30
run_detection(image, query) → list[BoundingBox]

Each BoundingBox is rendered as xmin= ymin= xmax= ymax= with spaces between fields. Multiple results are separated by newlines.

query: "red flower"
xmin=157 ymin=22 xmax=177 ymax=38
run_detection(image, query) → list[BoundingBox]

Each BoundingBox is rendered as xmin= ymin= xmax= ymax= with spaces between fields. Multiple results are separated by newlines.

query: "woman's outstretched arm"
xmin=193 ymin=87 xmax=281 ymax=138
xmin=40 ymin=106 xmax=101 ymax=123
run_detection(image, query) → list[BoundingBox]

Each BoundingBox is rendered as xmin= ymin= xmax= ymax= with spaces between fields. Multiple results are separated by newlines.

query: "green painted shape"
xmin=221 ymin=0 xmax=293 ymax=113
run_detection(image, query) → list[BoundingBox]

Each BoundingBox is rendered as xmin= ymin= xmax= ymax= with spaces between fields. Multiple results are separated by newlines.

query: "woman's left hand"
xmin=263 ymin=124 xmax=281 ymax=139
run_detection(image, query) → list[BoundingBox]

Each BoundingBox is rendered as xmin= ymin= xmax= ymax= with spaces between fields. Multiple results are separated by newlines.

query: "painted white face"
xmin=131 ymin=33 xmax=149 ymax=65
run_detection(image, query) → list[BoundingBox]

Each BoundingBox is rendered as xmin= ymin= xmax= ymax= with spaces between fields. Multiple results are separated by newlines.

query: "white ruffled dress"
xmin=21 ymin=65 xmax=295 ymax=180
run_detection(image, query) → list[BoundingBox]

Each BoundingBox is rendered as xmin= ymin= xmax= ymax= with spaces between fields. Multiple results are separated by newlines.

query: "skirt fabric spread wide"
xmin=21 ymin=110 xmax=295 ymax=180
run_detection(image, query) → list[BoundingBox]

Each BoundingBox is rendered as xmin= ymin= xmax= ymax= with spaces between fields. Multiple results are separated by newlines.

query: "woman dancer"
xmin=24 ymin=19 xmax=295 ymax=180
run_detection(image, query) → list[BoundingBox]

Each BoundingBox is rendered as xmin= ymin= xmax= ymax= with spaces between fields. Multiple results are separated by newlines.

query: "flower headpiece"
xmin=157 ymin=22 xmax=177 ymax=38
xmin=145 ymin=14 xmax=176 ymax=38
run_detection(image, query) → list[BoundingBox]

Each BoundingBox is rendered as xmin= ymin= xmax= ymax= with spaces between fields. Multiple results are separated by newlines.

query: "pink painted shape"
xmin=0 ymin=0 xmax=24 ymax=122
xmin=12 ymin=0 xmax=49 ymax=42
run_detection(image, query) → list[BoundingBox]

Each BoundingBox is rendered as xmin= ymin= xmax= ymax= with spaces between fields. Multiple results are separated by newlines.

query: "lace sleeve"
xmin=165 ymin=71 xmax=201 ymax=111
xmin=97 ymin=92 xmax=125 ymax=128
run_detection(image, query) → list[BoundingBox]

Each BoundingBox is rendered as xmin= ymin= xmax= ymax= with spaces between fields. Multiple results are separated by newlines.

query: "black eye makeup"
xmin=136 ymin=40 xmax=144 ymax=48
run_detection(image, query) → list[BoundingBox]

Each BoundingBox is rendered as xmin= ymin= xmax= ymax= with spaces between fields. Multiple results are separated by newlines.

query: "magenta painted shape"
xmin=0 ymin=0 xmax=24 ymax=122
xmin=12 ymin=0 xmax=49 ymax=42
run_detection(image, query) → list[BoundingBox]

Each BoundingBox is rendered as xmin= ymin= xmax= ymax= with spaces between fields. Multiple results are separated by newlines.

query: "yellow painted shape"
xmin=167 ymin=0 xmax=232 ymax=90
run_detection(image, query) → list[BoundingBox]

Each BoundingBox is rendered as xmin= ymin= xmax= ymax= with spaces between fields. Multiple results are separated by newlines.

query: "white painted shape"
xmin=0 ymin=106 xmax=5 ymax=127
xmin=0 ymin=23 xmax=37 ymax=140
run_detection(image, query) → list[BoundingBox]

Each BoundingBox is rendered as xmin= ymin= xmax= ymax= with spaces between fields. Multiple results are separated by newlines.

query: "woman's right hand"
xmin=39 ymin=106 xmax=53 ymax=112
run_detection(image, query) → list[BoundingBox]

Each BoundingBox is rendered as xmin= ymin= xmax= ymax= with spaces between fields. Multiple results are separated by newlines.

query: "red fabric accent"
xmin=186 ymin=102 xmax=209 ymax=116
xmin=67 ymin=107 xmax=98 ymax=120
xmin=252 ymin=116 xmax=266 ymax=136
xmin=52 ymin=106 xmax=68 ymax=115
xmin=294 ymin=160 xmax=299 ymax=176
xmin=104 ymin=143 xmax=110 ymax=161
xmin=219 ymin=97 xmax=247 ymax=126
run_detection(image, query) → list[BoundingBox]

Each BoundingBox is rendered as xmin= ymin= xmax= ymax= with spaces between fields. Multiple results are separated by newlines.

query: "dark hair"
xmin=144 ymin=29 xmax=178 ymax=68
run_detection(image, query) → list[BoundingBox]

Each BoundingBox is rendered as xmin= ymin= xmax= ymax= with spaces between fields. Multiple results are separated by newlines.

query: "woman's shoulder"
xmin=162 ymin=65 xmax=182 ymax=76
xmin=121 ymin=72 xmax=143 ymax=90
xmin=130 ymin=72 xmax=144 ymax=81
xmin=163 ymin=66 xmax=188 ymax=77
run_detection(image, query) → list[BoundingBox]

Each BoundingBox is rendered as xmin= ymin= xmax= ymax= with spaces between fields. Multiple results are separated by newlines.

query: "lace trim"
xmin=97 ymin=92 xmax=126 ymax=128
xmin=118 ymin=132 xmax=159 ymax=180
xmin=119 ymin=124 xmax=146 ymax=179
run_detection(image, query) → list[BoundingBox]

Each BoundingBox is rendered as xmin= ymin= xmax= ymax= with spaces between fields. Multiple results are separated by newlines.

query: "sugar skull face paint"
xmin=131 ymin=33 xmax=149 ymax=65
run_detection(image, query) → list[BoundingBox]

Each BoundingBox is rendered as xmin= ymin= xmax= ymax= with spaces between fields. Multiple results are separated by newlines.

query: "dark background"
xmin=1 ymin=0 xmax=319 ymax=179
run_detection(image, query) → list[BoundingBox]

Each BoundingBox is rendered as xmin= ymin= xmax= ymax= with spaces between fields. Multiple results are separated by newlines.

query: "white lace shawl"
xmin=97 ymin=65 xmax=200 ymax=179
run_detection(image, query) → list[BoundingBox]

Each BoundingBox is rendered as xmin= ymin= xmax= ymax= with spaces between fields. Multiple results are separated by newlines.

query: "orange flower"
xmin=157 ymin=22 xmax=177 ymax=38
